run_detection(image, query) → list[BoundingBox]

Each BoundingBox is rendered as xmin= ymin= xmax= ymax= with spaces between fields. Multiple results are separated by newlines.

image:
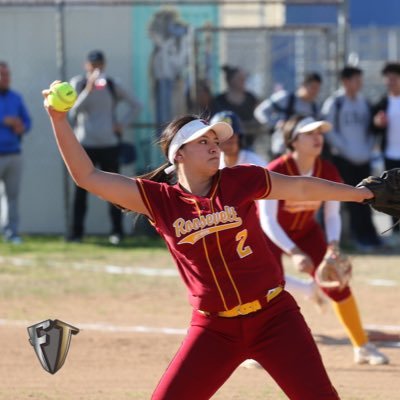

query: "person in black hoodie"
xmin=211 ymin=65 xmax=260 ymax=147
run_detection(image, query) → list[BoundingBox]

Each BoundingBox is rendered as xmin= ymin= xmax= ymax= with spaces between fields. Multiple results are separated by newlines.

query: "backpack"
xmin=332 ymin=95 xmax=344 ymax=132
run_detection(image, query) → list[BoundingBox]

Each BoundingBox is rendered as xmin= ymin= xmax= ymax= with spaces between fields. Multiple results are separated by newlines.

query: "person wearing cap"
xmin=210 ymin=110 xmax=266 ymax=168
xmin=68 ymin=50 xmax=142 ymax=244
xmin=322 ymin=66 xmax=382 ymax=251
xmin=258 ymin=114 xmax=389 ymax=366
xmin=43 ymin=86 xmax=380 ymax=398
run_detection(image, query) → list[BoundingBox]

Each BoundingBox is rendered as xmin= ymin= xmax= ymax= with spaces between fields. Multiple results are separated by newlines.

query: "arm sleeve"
xmin=258 ymin=198 xmax=296 ymax=253
xmin=253 ymin=91 xmax=288 ymax=129
xmin=253 ymin=98 xmax=272 ymax=125
xmin=69 ymin=77 xmax=90 ymax=118
xmin=323 ymin=200 xmax=341 ymax=243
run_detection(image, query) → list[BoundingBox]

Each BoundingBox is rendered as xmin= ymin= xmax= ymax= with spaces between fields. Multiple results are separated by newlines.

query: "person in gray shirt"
xmin=69 ymin=50 xmax=142 ymax=244
xmin=321 ymin=66 xmax=381 ymax=251
xmin=254 ymin=72 xmax=322 ymax=159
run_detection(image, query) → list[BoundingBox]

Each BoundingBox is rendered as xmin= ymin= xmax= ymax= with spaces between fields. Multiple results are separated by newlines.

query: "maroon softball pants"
xmin=151 ymin=291 xmax=339 ymax=400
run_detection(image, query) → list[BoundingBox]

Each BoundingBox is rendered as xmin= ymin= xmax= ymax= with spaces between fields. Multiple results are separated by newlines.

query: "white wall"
xmin=0 ymin=6 xmax=137 ymax=234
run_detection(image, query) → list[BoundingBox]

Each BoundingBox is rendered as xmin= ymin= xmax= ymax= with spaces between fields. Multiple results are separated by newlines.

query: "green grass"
xmin=0 ymin=235 xmax=170 ymax=266
xmin=0 ymin=234 xmax=166 ymax=254
xmin=0 ymin=235 xmax=175 ymax=301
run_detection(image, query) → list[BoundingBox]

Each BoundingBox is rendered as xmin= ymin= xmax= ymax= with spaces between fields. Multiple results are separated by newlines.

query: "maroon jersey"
xmin=267 ymin=154 xmax=342 ymax=234
xmin=137 ymin=164 xmax=284 ymax=312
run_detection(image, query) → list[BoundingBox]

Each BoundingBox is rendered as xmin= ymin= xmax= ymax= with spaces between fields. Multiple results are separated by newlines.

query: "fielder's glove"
xmin=315 ymin=251 xmax=352 ymax=290
xmin=356 ymin=168 xmax=400 ymax=224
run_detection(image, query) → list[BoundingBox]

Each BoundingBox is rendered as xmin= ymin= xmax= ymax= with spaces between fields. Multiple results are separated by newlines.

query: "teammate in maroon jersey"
xmin=259 ymin=114 xmax=389 ymax=365
xmin=43 ymin=84 xmax=376 ymax=399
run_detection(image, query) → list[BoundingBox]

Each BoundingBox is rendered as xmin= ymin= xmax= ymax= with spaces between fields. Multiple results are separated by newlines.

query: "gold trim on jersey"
xmin=191 ymin=201 xmax=230 ymax=311
xmin=284 ymin=154 xmax=296 ymax=176
xmin=255 ymin=168 xmax=272 ymax=200
xmin=210 ymin=201 xmax=243 ymax=307
xmin=136 ymin=179 xmax=155 ymax=222
xmin=209 ymin=171 xmax=221 ymax=200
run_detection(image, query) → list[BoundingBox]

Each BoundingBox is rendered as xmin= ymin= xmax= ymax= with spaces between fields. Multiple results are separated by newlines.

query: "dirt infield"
xmin=0 ymin=246 xmax=399 ymax=399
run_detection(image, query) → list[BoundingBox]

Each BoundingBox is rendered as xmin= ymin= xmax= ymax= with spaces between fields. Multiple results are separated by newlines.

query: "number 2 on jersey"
xmin=235 ymin=229 xmax=253 ymax=258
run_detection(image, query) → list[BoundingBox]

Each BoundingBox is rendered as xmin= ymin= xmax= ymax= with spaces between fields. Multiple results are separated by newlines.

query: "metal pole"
xmin=337 ymin=0 xmax=349 ymax=71
xmin=294 ymin=30 xmax=306 ymax=89
xmin=55 ymin=0 xmax=70 ymax=238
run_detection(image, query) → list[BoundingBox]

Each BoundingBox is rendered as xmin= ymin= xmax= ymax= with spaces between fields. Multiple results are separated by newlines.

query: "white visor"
xmin=165 ymin=119 xmax=233 ymax=174
xmin=292 ymin=117 xmax=332 ymax=140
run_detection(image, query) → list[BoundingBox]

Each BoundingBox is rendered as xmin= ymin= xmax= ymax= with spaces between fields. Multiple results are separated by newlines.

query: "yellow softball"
xmin=47 ymin=82 xmax=77 ymax=112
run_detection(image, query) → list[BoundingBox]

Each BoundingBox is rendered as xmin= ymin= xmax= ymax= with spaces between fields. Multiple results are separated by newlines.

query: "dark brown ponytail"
xmin=138 ymin=114 xmax=201 ymax=184
xmin=282 ymin=114 xmax=307 ymax=151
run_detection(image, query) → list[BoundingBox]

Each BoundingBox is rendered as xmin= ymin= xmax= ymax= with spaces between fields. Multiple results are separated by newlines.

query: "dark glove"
xmin=356 ymin=168 xmax=400 ymax=219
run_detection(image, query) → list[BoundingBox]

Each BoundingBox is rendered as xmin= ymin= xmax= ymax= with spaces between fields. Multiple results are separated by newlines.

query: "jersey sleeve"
xmin=136 ymin=178 xmax=165 ymax=225
xmin=221 ymin=164 xmax=272 ymax=201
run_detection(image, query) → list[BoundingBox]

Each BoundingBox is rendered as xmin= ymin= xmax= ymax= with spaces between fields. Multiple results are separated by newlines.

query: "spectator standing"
xmin=321 ymin=66 xmax=381 ymax=251
xmin=211 ymin=65 xmax=259 ymax=147
xmin=371 ymin=62 xmax=400 ymax=235
xmin=254 ymin=72 xmax=322 ymax=159
xmin=0 ymin=61 xmax=31 ymax=244
xmin=69 ymin=50 xmax=142 ymax=244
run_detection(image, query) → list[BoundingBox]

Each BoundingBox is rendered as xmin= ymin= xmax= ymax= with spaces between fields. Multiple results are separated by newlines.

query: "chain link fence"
xmin=0 ymin=2 xmax=399 ymax=234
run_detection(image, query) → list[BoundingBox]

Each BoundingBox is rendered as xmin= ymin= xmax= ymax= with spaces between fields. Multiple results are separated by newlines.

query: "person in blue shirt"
xmin=0 ymin=61 xmax=31 ymax=244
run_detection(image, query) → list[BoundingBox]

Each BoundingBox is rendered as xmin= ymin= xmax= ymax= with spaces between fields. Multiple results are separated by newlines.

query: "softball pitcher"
xmin=259 ymin=114 xmax=389 ymax=365
xmin=43 ymin=83 xmax=376 ymax=398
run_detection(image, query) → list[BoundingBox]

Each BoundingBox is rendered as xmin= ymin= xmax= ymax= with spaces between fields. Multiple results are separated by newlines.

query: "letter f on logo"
xmin=28 ymin=320 xmax=52 ymax=373
xmin=27 ymin=319 xmax=79 ymax=374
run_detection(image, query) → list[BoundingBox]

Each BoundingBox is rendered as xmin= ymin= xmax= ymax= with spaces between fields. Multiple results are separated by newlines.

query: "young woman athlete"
xmin=259 ymin=114 xmax=389 ymax=365
xmin=43 ymin=84 xmax=375 ymax=399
